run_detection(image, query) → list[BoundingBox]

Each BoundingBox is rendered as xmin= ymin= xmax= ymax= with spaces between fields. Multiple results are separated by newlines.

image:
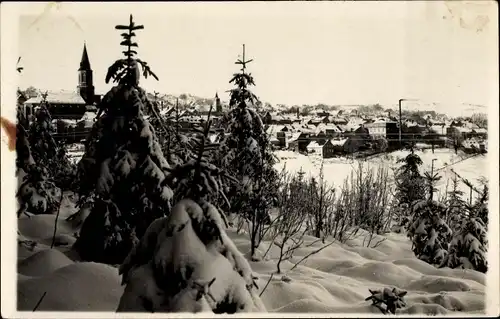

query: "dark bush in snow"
xmin=365 ymin=287 xmax=407 ymax=314
xmin=73 ymin=15 xmax=173 ymax=265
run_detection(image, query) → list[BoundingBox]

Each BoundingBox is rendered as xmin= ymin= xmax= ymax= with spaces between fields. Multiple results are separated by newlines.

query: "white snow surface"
xmin=274 ymin=149 xmax=487 ymax=202
xmin=16 ymin=194 xmax=486 ymax=314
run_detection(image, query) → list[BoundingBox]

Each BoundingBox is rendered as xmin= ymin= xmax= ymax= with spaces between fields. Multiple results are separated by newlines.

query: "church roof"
xmin=25 ymin=90 xmax=86 ymax=105
xmin=79 ymin=43 xmax=91 ymax=71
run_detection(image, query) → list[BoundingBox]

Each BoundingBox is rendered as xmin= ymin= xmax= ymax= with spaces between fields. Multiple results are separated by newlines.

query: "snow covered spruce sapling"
xmin=14 ymin=59 xmax=60 ymax=216
xmin=16 ymin=123 xmax=61 ymax=216
xmin=117 ymin=109 xmax=266 ymax=313
xmin=474 ymin=183 xmax=488 ymax=226
xmin=444 ymin=173 xmax=467 ymax=231
xmin=407 ymin=169 xmax=452 ymax=266
xmin=217 ymin=45 xmax=279 ymax=258
xmin=28 ymin=92 xmax=75 ymax=190
xmin=73 ymin=15 xmax=173 ymax=265
xmin=444 ymin=179 xmax=488 ymax=273
xmin=393 ymin=149 xmax=426 ymax=230
xmin=444 ymin=216 xmax=488 ymax=272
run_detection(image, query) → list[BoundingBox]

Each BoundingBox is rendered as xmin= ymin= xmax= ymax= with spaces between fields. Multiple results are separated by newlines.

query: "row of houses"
xmin=265 ymin=112 xmax=488 ymax=158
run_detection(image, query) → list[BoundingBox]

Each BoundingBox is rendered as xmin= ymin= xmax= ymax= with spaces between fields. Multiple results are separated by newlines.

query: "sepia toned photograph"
xmin=1 ymin=1 xmax=499 ymax=317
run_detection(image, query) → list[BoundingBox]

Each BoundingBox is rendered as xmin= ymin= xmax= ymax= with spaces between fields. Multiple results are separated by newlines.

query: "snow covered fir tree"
xmin=73 ymin=15 xmax=174 ymax=265
xmin=445 ymin=174 xmax=468 ymax=231
xmin=15 ymin=78 xmax=63 ymax=216
xmin=393 ymin=147 xmax=427 ymax=231
xmin=117 ymin=108 xmax=265 ymax=313
xmin=407 ymin=167 xmax=452 ymax=266
xmin=16 ymin=122 xmax=61 ymax=216
xmin=27 ymin=92 xmax=76 ymax=190
xmin=216 ymin=45 xmax=279 ymax=258
xmin=445 ymin=216 xmax=488 ymax=273
xmin=443 ymin=179 xmax=489 ymax=273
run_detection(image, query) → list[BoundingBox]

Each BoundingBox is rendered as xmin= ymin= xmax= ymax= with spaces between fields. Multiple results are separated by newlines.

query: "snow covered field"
xmin=16 ymin=192 xmax=486 ymax=314
xmin=13 ymin=147 xmax=489 ymax=314
xmin=274 ymin=149 xmax=488 ymax=202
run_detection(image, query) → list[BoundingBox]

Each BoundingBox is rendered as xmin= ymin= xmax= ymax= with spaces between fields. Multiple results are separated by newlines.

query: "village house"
xmin=287 ymin=132 xmax=302 ymax=152
xmin=329 ymin=116 xmax=349 ymax=126
xmin=269 ymin=135 xmax=281 ymax=148
xmin=471 ymin=128 xmax=487 ymax=139
xmin=263 ymin=112 xmax=273 ymax=125
xmin=305 ymin=139 xmax=338 ymax=159
xmin=307 ymin=117 xmax=323 ymax=126
xmin=306 ymin=140 xmax=323 ymax=155
xmin=447 ymin=125 xmax=472 ymax=141
xmin=364 ymin=118 xmax=399 ymax=142
xmin=322 ymin=140 xmax=336 ymax=158
xmin=343 ymin=125 xmax=371 ymax=154
xmin=314 ymin=123 xmax=342 ymax=138
xmin=330 ymin=138 xmax=348 ymax=155
xmin=429 ymin=123 xmax=448 ymax=136
xmin=287 ymin=132 xmax=310 ymax=153
xmin=266 ymin=124 xmax=289 ymax=148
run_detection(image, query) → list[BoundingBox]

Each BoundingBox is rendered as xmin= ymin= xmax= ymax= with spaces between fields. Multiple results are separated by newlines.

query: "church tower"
xmin=77 ymin=43 xmax=95 ymax=105
xmin=215 ymin=92 xmax=222 ymax=113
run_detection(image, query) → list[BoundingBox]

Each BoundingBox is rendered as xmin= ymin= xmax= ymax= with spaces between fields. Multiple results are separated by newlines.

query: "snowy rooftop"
xmin=24 ymin=90 xmax=86 ymax=105
xmin=330 ymin=138 xmax=348 ymax=146
xmin=306 ymin=141 xmax=322 ymax=149
xmin=266 ymin=125 xmax=286 ymax=136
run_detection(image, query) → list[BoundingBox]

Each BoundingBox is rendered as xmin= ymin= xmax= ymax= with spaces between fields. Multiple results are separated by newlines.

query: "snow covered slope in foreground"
xmin=16 ymin=199 xmax=486 ymax=315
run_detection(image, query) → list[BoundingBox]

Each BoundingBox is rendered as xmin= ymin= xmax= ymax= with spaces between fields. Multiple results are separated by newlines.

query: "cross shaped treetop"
xmin=105 ymin=14 xmax=158 ymax=86
xmin=234 ymin=44 xmax=253 ymax=74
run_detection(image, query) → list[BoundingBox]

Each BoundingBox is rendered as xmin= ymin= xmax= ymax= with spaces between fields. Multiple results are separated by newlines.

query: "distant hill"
xmin=144 ymin=90 xmax=488 ymax=119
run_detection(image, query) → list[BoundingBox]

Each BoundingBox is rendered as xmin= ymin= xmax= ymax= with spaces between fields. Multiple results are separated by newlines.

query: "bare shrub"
xmin=328 ymin=163 xmax=393 ymax=246
xmin=267 ymin=172 xmax=310 ymax=273
xmin=243 ymin=166 xmax=288 ymax=260
xmin=306 ymin=162 xmax=336 ymax=242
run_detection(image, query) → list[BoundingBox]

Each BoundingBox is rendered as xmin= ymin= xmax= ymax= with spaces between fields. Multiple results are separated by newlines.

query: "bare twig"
xmin=51 ymin=192 xmax=64 ymax=249
xmin=259 ymin=272 xmax=275 ymax=297
xmin=369 ymin=236 xmax=387 ymax=249
xmin=290 ymin=240 xmax=336 ymax=271
xmin=32 ymin=292 xmax=47 ymax=311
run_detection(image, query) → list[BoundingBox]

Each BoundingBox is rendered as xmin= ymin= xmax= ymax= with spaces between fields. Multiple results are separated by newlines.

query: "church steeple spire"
xmin=215 ymin=91 xmax=221 ymax=113
xmin=77 ymin=42 xmax=95 ymax=104
xmin=79 ymin=42 xmax=91 ymax=71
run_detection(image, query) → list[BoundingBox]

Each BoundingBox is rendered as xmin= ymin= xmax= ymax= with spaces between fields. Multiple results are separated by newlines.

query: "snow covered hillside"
xmin=16 ymin=193 xmax=486 ymax=314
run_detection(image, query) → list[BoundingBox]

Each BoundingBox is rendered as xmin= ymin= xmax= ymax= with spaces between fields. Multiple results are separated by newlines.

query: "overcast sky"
xmin=15 ymin=1 xmax=497 ymax=112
